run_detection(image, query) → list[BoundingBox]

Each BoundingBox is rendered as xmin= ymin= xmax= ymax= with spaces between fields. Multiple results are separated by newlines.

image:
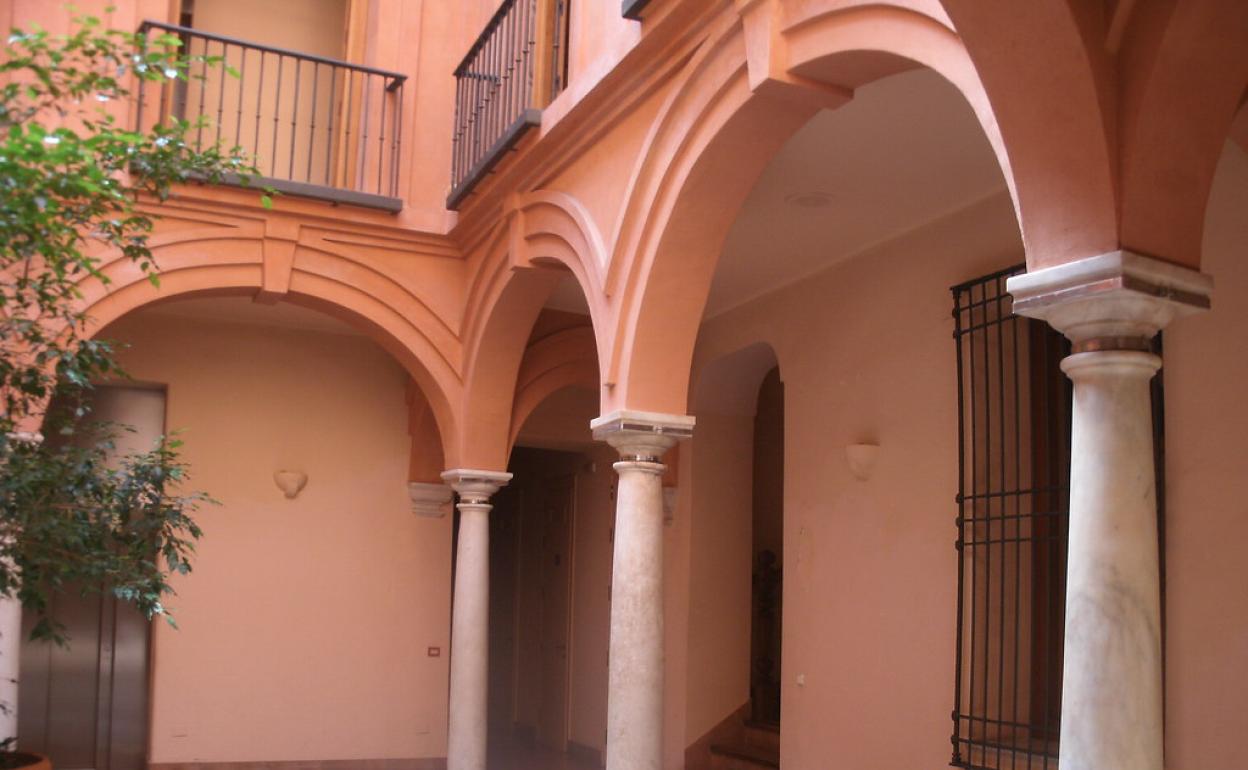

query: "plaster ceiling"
xmin=706 ymin=67 xmax=1011 ymax=318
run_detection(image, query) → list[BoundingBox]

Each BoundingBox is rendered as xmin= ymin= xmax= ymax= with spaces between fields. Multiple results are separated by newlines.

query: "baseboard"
xmin=149 ymin=759 xmax=447 ymax=770
xmin=567 ymin=739 xmax=604 ymax=767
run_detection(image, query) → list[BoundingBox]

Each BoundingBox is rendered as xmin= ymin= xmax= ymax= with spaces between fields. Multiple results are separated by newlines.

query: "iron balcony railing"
xmin=448 ymin=0 xmax=570 ymax=209
xmin=136 ymin=21 xmax=407 ymax=210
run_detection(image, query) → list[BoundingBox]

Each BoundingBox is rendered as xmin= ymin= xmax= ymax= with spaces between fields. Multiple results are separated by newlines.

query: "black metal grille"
xmin=136 ymin=21 xmax=406 ymax=204
xmin=951 ymin=265 xmax=1070 ymax=770
xmin=448 ymin=0 xmax=570 ymax=209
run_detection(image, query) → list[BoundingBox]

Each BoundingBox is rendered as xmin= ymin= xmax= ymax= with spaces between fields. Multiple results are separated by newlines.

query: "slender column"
xmin=0 ymin=595 xmax=18 ymax=742
xmin=1008 ymin=250 xmax=1212 ymax=770
xmin=591 ymin=410 xmax=694 ymax=770
xmin=442 ymin=469 xmax=511 ymax=770
xmin=0 ymin=430 xmax=37 ymax=744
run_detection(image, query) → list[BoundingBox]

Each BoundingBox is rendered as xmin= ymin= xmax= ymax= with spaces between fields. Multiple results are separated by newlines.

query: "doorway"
xmin=18 ymin=385 xmax=165 ymax=770
xmin=490 ymin=448 xmax=581 ymax=753
xmin=750 ymin=367 xmax=784 ymax=727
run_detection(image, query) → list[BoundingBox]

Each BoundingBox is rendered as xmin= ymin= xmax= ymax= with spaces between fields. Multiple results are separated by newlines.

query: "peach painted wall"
xmin=684 ymin=191 xmax=1025 ymax=768
xmin=1163 ymin=142 xmax=1248 ymax=770
xmin=683 ymin=411 xmax=754 ymax=742
xmin=101 ymin=311 xmax=453 ymax=763
xmin=678 ymin=141 xmax=1248 ymax=770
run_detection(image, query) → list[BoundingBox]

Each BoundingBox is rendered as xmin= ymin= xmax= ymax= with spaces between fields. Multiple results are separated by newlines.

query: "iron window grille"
xmin=949 ymin=264 xmax=1166 ymax=770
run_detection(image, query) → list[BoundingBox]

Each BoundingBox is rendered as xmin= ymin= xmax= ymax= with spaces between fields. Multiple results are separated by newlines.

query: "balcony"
xmin=136 ymin=21 xmax=407 ymax=212
xmin=448 ymin=0 xmax=570 ymax=210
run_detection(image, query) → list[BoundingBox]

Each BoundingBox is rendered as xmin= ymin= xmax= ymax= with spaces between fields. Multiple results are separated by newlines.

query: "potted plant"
xmin=0 ymin=10 xmax=267 ymax=765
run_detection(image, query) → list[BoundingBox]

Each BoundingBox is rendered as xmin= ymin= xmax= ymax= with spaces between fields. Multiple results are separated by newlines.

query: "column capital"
xmin=440 ymin=469 xmax=512 ymax=504
xmin=408 ymin=481 xmax=454 ymax=518
xmin=1006 ymin=250 xmax=1212 ymax=347
xmin=591 ymin=409 xmax=695 ymax=460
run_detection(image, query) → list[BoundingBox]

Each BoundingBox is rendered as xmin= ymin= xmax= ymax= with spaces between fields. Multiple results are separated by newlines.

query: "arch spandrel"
xmin=457 ymin=192 xmax=610 ymax=470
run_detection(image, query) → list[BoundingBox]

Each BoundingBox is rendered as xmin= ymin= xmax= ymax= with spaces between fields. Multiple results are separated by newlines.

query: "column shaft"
xmin=0 ymin=596 xmax=19 ymax=742
xmin=448 ymin=503 xmax=491 ymax=770
xmin=606 ymin=458 xmax=667 ymax=770
xmin=1059 ymin=351 xmax=1164 ymax=770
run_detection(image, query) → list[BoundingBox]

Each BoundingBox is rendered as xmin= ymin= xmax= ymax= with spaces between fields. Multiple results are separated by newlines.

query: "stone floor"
xmin=487 ymin=741 xmax=600 ymax=770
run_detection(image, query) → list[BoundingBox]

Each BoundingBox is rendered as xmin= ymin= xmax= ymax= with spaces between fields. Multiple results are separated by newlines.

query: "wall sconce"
xmin=845 ymin=443 xmax=879 ymax=481
xmin=274 ymin=470 xmax=308 ymax=499
xmin=408 ymin=481 xmax=454 ymax=518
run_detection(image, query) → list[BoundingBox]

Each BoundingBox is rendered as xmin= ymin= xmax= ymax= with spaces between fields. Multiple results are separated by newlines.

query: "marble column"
xmin=442 ymin=469 xmax=512 ymax=770
xmin=1008 ymin=250 xmax=1212 ymax=770
xmin=591 ymin=410 xmax=694 ymax=770
xmin=0 ymin=430 xmax=36 ymax=743
xmin=0 ymin=595 xmax=18 ymax=743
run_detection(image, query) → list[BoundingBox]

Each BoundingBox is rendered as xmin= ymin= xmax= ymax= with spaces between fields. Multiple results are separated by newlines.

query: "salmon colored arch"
xmin=458 ymin=192 xmax=609 ymax=470
xmin=508 ymin=326 xmax=599 ymax=452
xmin=938 ymin=0 xmax=1117 ymax=268
xmin=605 ymin=1 xmax=1027 ymax=415
xmin=79 ymin=237 xmax=462 ymax=466
xmin=1115 ymin=0 xmax=1248 ymax=268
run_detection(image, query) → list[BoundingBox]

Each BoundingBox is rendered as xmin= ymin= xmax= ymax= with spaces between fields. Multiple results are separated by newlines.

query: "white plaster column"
xmin=442 ymin=469 xmax=511 ymax=770
xmin=591 ymin=410 xmax=694 ymax=770
xmin=1008 ymin=251 xmax=1212 ymax=770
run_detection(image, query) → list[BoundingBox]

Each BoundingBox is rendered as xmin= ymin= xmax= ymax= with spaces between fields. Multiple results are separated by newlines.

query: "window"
xmin=949 ymin=265 xmax=1165 ymax=769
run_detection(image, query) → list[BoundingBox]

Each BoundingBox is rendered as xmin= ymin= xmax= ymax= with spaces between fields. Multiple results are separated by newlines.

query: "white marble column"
xmin=591 ymin=410 xmax=694 ymax=770
xmin=442 ymin=469 xmax=511 ymax=770
xmin=1008 ymin=250 xmax=1212 ymax=770
xmin=0 ymin=431 xmax=36 ymax=744
xmin=0 ymin=595 xmax=19 ymax=743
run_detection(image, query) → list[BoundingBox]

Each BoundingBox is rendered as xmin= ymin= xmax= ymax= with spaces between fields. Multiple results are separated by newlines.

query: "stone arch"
xmin=79 ymin=234 xmax=462 ymax=466
xmin=1114 ymin=0 xmax=1248 ymax=268
xmin=508 ymin=326 xmax=599 ymax=451
xmin=458 ymin=192 xmax=609 ymax=469
xmin=607 ymin=0 xmax=1037 ymax=415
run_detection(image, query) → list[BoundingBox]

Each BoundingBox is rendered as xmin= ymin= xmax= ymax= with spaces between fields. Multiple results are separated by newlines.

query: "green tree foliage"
xmin=0 ymin=11 xmax=264 ymax=647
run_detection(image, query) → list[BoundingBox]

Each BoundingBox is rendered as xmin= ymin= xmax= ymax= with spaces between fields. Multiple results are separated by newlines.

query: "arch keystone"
xmin=738 ymin=0 xmax=852 ymax=109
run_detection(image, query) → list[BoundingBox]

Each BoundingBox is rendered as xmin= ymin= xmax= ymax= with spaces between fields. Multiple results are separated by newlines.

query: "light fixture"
xmin=845 ymin=443 xmax=880 ymax=481
xmin=273 ymin=470 xmax=308 ymax=499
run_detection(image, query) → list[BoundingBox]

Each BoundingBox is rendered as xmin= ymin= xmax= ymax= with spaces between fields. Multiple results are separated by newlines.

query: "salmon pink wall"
xmin=684 ymin=412 xmax=754 ymax=741
xmin=676 ymin=140 xmax=1248 ymax=770
xmin=683 ymin=191 xmax=1025 ymax=768
xmin=102 ymin=311 xmax=452 ymax=764
xmin=1163 ymin=142 xmax=1248 ymax=770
